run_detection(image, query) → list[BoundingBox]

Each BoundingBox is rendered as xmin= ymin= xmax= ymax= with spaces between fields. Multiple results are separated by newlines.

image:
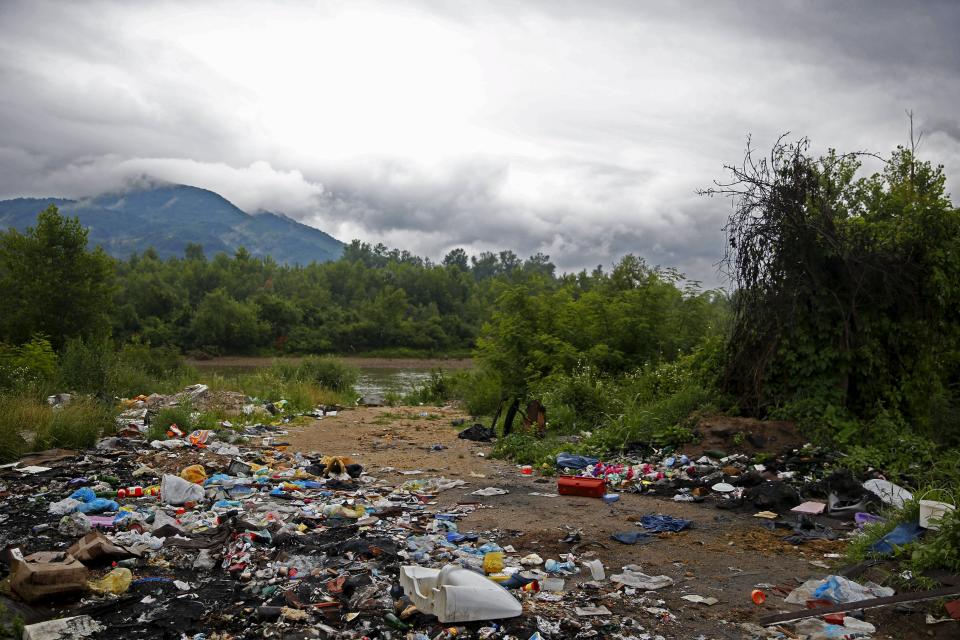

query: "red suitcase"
xmin=557 ymin=475 xmax=606 ymax=498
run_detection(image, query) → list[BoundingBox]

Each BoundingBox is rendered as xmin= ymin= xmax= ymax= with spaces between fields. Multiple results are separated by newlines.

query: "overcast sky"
xmin=1 ymin=1 xmax=958 ymax=284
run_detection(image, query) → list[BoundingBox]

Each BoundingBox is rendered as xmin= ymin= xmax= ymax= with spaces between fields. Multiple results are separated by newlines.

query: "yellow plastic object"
xmin=482 ymin=552 xmax=505 ymax=575
xmin=88 ymin=567 xmax=133 ymax=595
xmin=486 ymin=572 xmax=510 ymax=583
xmin=180 ymin=465 xmax=207 ymax=484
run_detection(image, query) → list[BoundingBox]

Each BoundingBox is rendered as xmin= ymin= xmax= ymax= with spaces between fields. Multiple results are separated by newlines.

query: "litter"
xmin=610 ymin=566 xmax=674 ymax=590
xmin=470 ymin=487 xmax=509 ymax=496
xmin=784 ymin=575 xmax=894 ymax=605
xmin=682 ymin=594 xmax=719 ymax=605
xmin=21 ymin=616 xmax=103 ymax=640
xmin=862 ymin=478 xmax=912 ymax=509
xmin=574 ymin=605 xmax=612 ymax=616
xmin=791 ymin=500 xmax=827 ymax=515
xmin=610 ymin=531 xmax=655 ymax=545
xmin=10 ymin=549 xmax=88 ymax=603
xmin=638 ymin=514 xmax=692 ymax=532
xmin=400 ymin=565 xmax=523 ymax=623
xmin=868 ymin=521 xmax=923 ymax=555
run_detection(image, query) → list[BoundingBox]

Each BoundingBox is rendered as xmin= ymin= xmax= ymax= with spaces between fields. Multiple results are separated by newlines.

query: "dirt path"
xmin=285 ymin=406 xmax=947 ymax=640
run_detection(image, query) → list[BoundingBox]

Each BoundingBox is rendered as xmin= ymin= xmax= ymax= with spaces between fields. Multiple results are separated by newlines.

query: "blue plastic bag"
xmin=76 ymin=498 xmax=119 ymax=514
xmin=555 ymin=453 xmax=599 ymax=470
xmin=869 ymin=522 xmax=923 ymax=555
xmin=69 ymin=487 xmax=96 ymax=503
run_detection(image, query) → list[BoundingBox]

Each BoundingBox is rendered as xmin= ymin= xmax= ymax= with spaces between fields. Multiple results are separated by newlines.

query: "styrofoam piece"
xmin=791 ymin=501 xmax=826 ymax=515
xmin=400 ymin=564 xmax=523 ymax=623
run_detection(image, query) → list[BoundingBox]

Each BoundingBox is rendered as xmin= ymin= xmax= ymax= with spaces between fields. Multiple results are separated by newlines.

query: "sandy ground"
xmin=285 ymin=406 xmax=954 ymax=640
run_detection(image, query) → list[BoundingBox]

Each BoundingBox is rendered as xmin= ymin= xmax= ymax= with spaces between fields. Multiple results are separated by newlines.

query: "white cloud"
xmin=1 ymin=0 xmax=958 ymax=284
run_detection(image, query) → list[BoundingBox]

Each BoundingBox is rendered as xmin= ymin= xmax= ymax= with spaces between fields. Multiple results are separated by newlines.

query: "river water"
xmin=189 ymin=357 xmax=471 ymax=404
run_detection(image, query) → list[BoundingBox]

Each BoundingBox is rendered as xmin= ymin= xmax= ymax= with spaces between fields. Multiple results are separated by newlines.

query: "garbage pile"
xmin=2 ymin=387 xmax=682 ymax=640
xmin=553 ymin=448 xmax=960 ymax=639
xmin=554 ymin=448 xmax=898 ymax=530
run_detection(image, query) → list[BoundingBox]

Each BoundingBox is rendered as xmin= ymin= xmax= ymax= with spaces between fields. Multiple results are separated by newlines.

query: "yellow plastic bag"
xmin=88 ymin=567 xmax=132 ymax=595
xmin=483 ymin=552 xmax=505 ymax=575
xmin=180 ymin=465 xmax=207 ymax=484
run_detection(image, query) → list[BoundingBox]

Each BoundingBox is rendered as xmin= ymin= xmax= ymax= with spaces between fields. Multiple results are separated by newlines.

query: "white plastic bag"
xmin=160 ymin=474 xmax=204 ymax=506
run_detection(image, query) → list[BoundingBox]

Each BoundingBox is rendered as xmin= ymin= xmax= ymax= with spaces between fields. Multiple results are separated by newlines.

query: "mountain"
xmin=0 ymin=184 xmax=344 ymax=264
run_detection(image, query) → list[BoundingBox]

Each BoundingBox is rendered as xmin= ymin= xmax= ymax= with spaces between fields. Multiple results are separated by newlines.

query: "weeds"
xmin=0 ymin=395 xmax=115 ymax=460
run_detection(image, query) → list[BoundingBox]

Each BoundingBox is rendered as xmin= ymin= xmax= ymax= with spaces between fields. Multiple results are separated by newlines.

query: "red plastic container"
xmin=557 ymin=476 xmax=606 ymax=498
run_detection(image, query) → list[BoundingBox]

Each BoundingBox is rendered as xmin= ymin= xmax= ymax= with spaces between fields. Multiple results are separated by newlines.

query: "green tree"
xmin=707 ymin=137 xmax=960 ymax=440
xmin=0 ymin=205 xmax=114 ymax=347
xmin=190 ymin=288 xmax=268 ymax=352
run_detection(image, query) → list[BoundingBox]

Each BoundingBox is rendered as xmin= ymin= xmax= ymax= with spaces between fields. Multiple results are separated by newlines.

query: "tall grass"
xmin=0 ymin=395 xmax=116 ymax=461
xmin=202 ymin=357 xmax=358 ymax=411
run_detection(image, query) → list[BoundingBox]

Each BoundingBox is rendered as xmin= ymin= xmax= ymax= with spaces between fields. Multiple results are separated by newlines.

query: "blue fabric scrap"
xmin=639 ymin=514 xmax=692 ymax=533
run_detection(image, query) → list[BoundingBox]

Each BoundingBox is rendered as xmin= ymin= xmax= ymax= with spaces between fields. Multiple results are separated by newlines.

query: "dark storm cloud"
xmin=1 ymin=0 xmax=958 ymax=285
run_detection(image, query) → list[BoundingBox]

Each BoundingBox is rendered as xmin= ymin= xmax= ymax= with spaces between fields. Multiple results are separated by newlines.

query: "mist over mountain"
xmin=0 ymin=184 xmax=344 ymax=264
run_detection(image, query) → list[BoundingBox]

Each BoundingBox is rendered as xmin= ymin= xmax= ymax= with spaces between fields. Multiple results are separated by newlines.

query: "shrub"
xmin=33 ymin=397 xmax=115 ymax=450
xmin=450 ymin=368 xmax=502 ymax=417
xmin=294 ymin=356 xmax=358 ymax=392
xmin=0 ymin=395 xmax=45 ymax=462
xmin=57 ymin=337 xmax=114 ymax=396
xmin=403 ymin=370 xmax=451 ymax=406
xmin=0 ymin=337 xmax=57 ymax=393
xmin=150 ymin=404 xmax=194 ymax=440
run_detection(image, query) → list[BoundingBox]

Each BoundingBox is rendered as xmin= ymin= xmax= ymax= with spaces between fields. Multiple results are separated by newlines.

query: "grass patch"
xmin=202 ymin=357 xmax=358 ymax=411
xmin=0 ymin=395 xmax=46 ymax=461
xmin=0 ymin=395 xmax=116 ymax=460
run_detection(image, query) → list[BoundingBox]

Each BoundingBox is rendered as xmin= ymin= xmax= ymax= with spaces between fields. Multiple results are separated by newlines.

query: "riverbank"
xmin=186 ymin=356 xmax=474 ymax=370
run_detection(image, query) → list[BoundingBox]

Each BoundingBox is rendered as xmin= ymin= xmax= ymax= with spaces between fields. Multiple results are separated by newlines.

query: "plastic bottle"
xmin=544 ymin=559 xmax=576 ymax=573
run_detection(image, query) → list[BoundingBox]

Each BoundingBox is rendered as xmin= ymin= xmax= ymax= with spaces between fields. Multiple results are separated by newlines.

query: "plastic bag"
xmin=58 ymin=512 xmax=92 ymax=536
xmin=813 ymin=575 xmax=894 ymax=604
xmin=76 ymin=498 xmax=119 ymax=514
xmin=160 ymin=474 xmax=204 ymax=506
xmin=555 ymin=453 xmax=599 ymax=470
xmin=69 ymin=487 xmax=96 ymax=503
xmin=49 ymin=497 xmax=83 ymax=515
xmin=88 ymin=567 xmax=132 ymax=595
xmin=180 ymin=465 xmax=207 ymax=484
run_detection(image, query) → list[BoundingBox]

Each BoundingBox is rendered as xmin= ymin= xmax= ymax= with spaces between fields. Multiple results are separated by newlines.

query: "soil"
xmin=187 ymin=356 xmax=474 ymax=370
xmin=285 ymin=406 xmax=955 ymax=639
xmin=690 ymin=415 xmax=807 ymax=457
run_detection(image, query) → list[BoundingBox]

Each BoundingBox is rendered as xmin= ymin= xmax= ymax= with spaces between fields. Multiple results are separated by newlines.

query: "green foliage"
xmin=452 ymin=369 xmax=503 ymax=417
xmin=289 ymin=356 xmax=358 ymax=392
xmin=0 ymin=205 xmax=115 ymax=347
xmin=152 ymin=405 xmax=194 ymax=436
xmin=58 ymin=337 xmax=194 ymax=398
xmin=0 ymin=395 xmax=116 ymax=459
xmin=0 ymin=395 xmax=40 ymax=462
xmin=33 ymin=397 xmax=116 ymax=450
xmin=403 ymin=370 xmax=452 ymax=406
xmin=910 ymin=507 xmax=960 ymax=573
xmin=58 ymin=336 xmax=115 ymax=396
xmin=712 ymin=139 xmax=960 ymax=447
xmin=191 ymin=288 xmax=269 ymax=353
xmin=475 ymin=256 xmax=728 ymax=394
xmin=0 ymin=336 xmax=57 ymax=391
